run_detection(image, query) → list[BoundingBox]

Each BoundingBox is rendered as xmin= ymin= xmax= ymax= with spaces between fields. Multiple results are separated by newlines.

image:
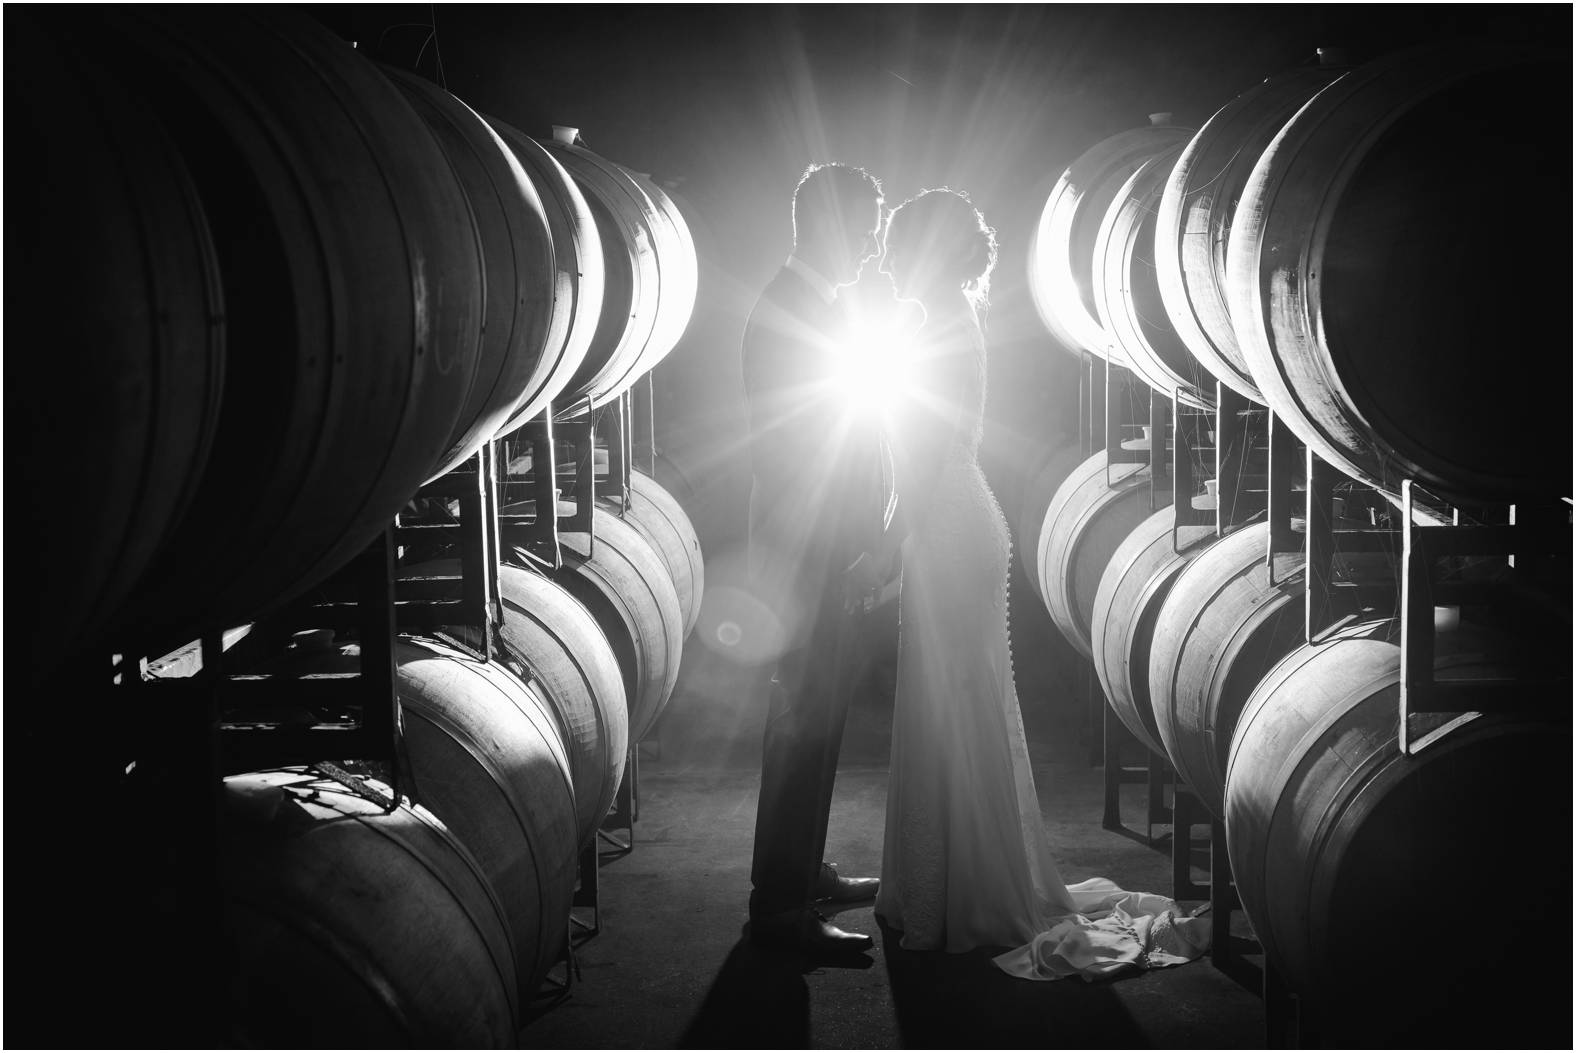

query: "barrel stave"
xmin=609 ymin=470 xmax=707 ymax=638
xmin=487 ymin=118 xmax=606 ymax=429
xmin=1223 ymin=619 xmax=1566 ymax=1045
xmin=543 ymin=142 xmax=665 ymax=410
xmin=1093 ymin=145 xmax=1216 ymax=409
xmin=8 ymin=14 xmax=226 ymax=677
xmin=1227 ymin=45 xmax=1569 ymax=500
xmin=1149 ymin=524 xmax=1306 ymax=815
xmin=88 ymin=8 xmax=486 ymax=647
xmin=381 ymin=66 xmax=559 ymax=482
xmin=502 ymin=502 xmax=684 ymax=744
xmin=402 ymin=560 xmax=629 ymax=847
xmin=1038 ymin=450 xmax=1163 ymax=660
xmin=1091 ymin=508 xmax=1217 ymax=756
xmin=222 ymin=768 xmax=518 ymax=1048
xmin=1016 ymin=440 xmax=1086 ymax=605
xmin=1154 ymin=64 xmax=1348 ymax=403
xmin=1030 ymin=123 xmax=1196 ymax=360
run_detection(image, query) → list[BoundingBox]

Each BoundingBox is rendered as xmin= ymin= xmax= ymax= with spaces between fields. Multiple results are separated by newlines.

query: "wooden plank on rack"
xmin=145 ymin=625 xmax=255 ymax=680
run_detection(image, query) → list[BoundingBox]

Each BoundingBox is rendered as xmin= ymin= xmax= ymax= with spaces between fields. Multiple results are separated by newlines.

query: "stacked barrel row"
xmin=10 ymin=8 xmax=704 ymax=1047
xmin=15 ymin=6 xmax=699 ymax=674
xmin=1020 ymin=42 xmax=1568 ymax=1047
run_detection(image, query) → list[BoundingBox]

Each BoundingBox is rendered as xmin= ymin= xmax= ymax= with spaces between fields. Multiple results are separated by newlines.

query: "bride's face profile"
xmin=879 ymin=227 xmax=946 ymax=305
xmin=880 ymin=191 xmax=987 ymax=309
xmin=879 ymin=241 xmax=914 ymax=301
xmin=880 ymin=238 xmax=957 ymax=307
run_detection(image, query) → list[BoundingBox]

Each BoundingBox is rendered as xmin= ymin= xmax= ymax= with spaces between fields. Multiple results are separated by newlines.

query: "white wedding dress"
xmin=873 ymin=309 xmax=1211 ymax=981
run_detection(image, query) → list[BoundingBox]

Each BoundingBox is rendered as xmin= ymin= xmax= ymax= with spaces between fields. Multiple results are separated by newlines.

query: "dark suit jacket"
xmin=741 ymin=266 xmax=894 ymax=650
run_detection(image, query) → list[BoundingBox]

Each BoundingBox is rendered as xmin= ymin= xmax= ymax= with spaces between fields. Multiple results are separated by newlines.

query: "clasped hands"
xmin=843 ymin=534 xmax=902 ymax=614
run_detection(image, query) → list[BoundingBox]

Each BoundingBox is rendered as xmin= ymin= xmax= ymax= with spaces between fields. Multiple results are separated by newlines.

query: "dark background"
xmin=311 ymin=3 xmax=1568 ymax=759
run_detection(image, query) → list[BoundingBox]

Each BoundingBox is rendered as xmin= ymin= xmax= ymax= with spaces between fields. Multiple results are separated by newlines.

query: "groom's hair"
xmin=792 ymin=162 xmax=883 ymax=246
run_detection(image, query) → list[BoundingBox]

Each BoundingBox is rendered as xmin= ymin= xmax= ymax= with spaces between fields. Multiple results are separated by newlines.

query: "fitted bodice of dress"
xmin=899 ymin=312 xmax=1010 ymax=627
xmin=923 ymin=313 xmax=987 ymax=465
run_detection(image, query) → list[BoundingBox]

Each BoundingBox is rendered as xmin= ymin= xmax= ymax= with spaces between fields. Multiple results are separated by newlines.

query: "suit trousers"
xmin=748 ymin=591 xmax=867 ymax=918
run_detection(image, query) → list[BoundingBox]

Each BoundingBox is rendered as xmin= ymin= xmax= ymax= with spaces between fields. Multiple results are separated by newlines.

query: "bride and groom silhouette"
xmin=741 ymin=162 xmax=1210 ymax=980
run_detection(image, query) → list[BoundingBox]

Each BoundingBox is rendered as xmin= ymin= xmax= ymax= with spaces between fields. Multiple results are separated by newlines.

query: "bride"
xmin=865 ymin=189 xmax=1210 ymax=980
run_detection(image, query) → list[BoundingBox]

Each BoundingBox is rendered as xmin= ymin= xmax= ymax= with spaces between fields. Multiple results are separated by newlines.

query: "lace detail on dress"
xmin=943 ymin=316 xmax=988 ymax=464
xmin=991 ymin=474 xmax=1019 ymax=697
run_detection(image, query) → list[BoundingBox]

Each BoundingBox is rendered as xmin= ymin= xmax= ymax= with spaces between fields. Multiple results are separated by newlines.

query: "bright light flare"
xmin=831 ymin=321 xmax=914 ymax=418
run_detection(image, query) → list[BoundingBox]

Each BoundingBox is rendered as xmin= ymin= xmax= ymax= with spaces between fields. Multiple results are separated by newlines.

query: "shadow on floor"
xmin=678 ymin=926 xmax=873 ymax=1048
xmin=519 ymin=767 xmax=1269 ymax=1049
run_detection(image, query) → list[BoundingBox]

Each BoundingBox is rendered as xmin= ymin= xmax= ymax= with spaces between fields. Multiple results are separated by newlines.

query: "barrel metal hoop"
xmin=368 ymin=801 xmax=523 ymax=1022
xmin=404 ymin=694 xmax=554 ymax=917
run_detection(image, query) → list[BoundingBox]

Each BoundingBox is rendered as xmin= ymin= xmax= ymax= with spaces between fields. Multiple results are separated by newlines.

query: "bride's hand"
xmin=844 ymin=552 xmax=885 ymax=613
xmin=845 ymin=551 xmax=885 ymax=598
xmin=872 ymin=530 xmax=904 ymax=583
xmin=844 ymin=538 xmax=902 ymax=613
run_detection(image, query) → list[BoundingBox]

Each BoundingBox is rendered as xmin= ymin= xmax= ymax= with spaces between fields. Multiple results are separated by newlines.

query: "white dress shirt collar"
xmin=784 ymin=254 xmax=838 ymax=305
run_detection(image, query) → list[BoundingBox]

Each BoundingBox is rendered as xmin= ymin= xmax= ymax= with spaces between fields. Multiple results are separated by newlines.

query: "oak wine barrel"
xmin=1093 ymin=141 xmax=1216 ymax=409
xmin=486 ymin=117 xmax=606 ymax=431
xmin=395 ymin=636 xmax=578 ymax=1001
xmin=84 ymin=7 xmax=485 ymax=651
xmin=541 ymin=141 xmax=668 ymax=411
xmin=1154 ymin=62 xmax=1348 ymax=404
xmin=222 ymin=768 xmax=517 ymax=1048
xmin=503 ymin=501 xmax=685 ymax=743
xmin=1015 ymin=439 xmax=1086 ymax=608
xmin=1226 ymin=44 xmax=1570 ymax=501
xmin=1037 ymin=450 xmax=1167 ymax=660
xmin=380 ymin=66 xmax=559 ymax=482
xmin=1090 ymin=507 xmax=1218 ymax=756
xmin=1027 ymin=118 xmax=1195 ymax=360
xmin=1223 ymin=618 xmax=1567 ymax=1047
xmin=251 ymin=635 xmax=578 ymax=1003
xmin=404 ymin=560 xmax=628 ymax=846
xmin=7 ymin=14 xmax=224 ymax=680
xmin=605 ymin=470 xmax=706 ymax=638
xmin=1147 ymin=523 xmax=1306 ymax=815
xmin=623 ymin=168 xmax=700 ymax=384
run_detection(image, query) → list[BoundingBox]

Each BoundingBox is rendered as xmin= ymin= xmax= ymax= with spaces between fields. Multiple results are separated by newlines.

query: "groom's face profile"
xmin=805 ymin=197 xmax=883 ymax=288
xmin=835 ymin=200 xmax=884 ymax=286
xmin=793 ymin=164 xmax=884 ymax=288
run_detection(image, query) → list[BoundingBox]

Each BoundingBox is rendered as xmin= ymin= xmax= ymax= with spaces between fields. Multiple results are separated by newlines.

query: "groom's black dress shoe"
xmin=814 ymin=862 xmax=880 ymax=904
xmin=749 ymin=908 xmax=875 ymax=955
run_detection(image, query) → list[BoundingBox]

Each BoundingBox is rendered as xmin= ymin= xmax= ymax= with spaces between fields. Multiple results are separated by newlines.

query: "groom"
xmin=741 ymin=162 xmax=897 ymax=956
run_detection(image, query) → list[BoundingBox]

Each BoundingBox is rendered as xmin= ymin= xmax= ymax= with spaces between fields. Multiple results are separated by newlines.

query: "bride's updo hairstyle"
xmin=885 ymin=188 xmax=998 ymax=304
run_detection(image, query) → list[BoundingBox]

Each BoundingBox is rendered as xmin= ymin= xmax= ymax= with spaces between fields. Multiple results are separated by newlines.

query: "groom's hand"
xmin=843 ymin=551 xmax=884 ymax=613
xmin=870 ymin=531 xmax=902 ymax=585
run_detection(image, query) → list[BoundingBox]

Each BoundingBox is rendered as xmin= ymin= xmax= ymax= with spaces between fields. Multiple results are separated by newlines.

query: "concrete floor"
xmin=517 ymin=745 xmax=1267 ymax=1049
xmin=513 ymin=562 xmax=1274 ymax=1049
